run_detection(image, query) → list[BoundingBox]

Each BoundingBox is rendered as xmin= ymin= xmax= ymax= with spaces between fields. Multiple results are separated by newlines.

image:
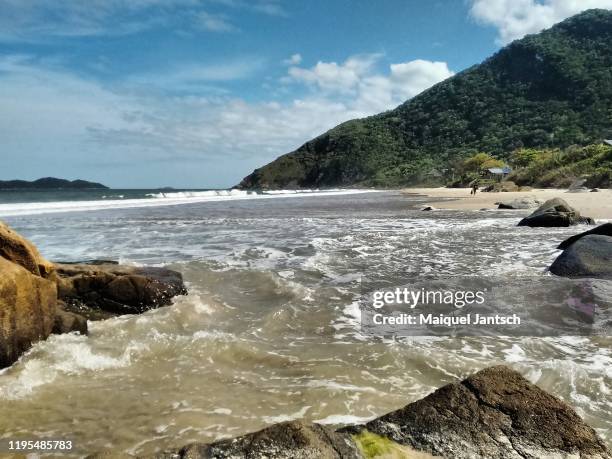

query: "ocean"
xmin=0 ymin=189 xmax=610 ymax=456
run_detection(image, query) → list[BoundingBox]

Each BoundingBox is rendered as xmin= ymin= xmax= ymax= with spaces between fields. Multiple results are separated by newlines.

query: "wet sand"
xmin=403 ymin=188 xmax=612 ymax=219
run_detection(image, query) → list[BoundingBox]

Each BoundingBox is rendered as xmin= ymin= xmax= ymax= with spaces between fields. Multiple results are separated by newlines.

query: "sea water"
xmin=0 ymin=190 xmax=609 ymax=456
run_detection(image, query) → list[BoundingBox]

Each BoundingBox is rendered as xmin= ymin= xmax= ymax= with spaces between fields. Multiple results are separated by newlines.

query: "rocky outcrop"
xmin=92 ymin=366 xmax=609 ymax=458
xmin=496 ymin=197 xmax=542 ymax=209
xmin=518 ymin=197 xmax=595 ymax=227
xmin=549 ymin=234 xmax=612 ymax=279
xmin=55 ymin=263 xmax=187 ymax=320
xmin=557 ymin=223 xmax=612 ymax=250
xmin=0 ymin=222 xmax=59 ymax=368
xmin=1 ymin=221 xmax=187 ymax=368
xmin=357 ymin=365 xmax=610 ymax=459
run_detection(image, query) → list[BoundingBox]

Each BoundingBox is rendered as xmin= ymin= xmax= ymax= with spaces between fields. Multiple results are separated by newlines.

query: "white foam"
xmin=315 ymin=414 xmax=376 ymax=425
xmin=0 ymin=333 xmax=141 ymax=400
xmin=261 ymin=405 xmax=311 ymax=424
xmin=0 ymin=189 xmax=379 ymax=217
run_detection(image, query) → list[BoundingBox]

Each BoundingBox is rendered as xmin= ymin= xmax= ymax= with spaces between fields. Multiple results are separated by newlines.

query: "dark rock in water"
xmin=173 ymin=421 xmax=360 ymax=459
xmin=591 ymin=188 xmax=600 ymax=192
xmin=518 ymin=197 xmax=595 ymax=227
xmin=421 ymin=206 xmax=436 ymax=211
xmin=549 ymin=234 xmax=612 ymax=279
xmin=55 ymin=263 xmax=187 ymax=319
xmin=52 ymin=303 xmax=88 ymax=335
xmin=496 ymin=197 xmax=541 ymax=209
xmin=357 ymin=365 xmax=610 ymax=459
xmin=557 ymin=223 xmax=612 ymax=250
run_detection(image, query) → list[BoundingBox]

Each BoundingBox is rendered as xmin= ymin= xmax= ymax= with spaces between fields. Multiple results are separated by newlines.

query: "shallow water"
xmin=0 ymin=191 xmax=610 ymax=456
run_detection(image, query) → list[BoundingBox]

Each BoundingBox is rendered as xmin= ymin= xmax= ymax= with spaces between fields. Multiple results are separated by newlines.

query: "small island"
xmin=0 ymin=177 xmax=108 ymax=190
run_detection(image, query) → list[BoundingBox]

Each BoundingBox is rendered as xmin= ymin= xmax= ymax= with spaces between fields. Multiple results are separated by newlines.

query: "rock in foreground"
xmin=0 ymin=222 xmax=58 ymax=368
xmin=92 ymin=366 xmax=608 ymax=458
xmin=360 ymin=365 xmax=610 ymax=459
xmin=557 ymin=223 xmax=612 ymax=250
xmin=0 ymin=221 xmax=187 ymax=368
xmin=56 ymin=263 xmax=188 ymax=320
xmin=0 ymin=257 xmax=57 ymax=368
xmin=550 ymin=234 xmax=612 ymax=279
xmin=518 ymin=197 xmax=595 ymax=227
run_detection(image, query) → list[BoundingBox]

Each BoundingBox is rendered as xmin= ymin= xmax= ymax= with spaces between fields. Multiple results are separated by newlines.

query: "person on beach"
xmin=471 ymin=181 xmax=479 ymax=195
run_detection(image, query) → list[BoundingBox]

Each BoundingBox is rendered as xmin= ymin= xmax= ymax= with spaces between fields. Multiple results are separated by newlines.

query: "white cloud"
xmin=390 ymin=60 xmax=454 ymax=99
xmin=470 ymin=0 xmax=612 ymax=44
xmin=287 ymin=55 xmax=453 ymax=112
xmin=196 ymin=11 xmax=237 ymax=32
xmin=288 ymin=54 xmax=381 ymax=93
xmin=0 ymin=0 xmax=287 ymax=41
xmin=283 ymin=53 xmax=302 ymax=65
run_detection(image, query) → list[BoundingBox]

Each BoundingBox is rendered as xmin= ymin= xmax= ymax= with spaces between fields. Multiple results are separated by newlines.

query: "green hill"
xmin=0 ymin=177 xmax=108 ymax=190
xmin=238 ymin=9 xmax=612 ymax=189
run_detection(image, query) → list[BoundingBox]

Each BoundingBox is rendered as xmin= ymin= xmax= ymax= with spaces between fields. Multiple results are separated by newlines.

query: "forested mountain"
xmin=238 ymin=9 xmax=612 ymax=189
xmin=0 ymin=177 xmax=108 ymax=190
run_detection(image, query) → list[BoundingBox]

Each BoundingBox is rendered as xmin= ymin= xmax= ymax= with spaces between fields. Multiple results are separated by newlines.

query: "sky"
xmin=1 ymin=0 xmax=611 ymax=188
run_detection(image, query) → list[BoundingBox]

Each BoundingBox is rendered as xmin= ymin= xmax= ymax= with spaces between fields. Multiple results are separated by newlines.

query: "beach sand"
xmin=403 ymin=187 xmax=612 ymax=219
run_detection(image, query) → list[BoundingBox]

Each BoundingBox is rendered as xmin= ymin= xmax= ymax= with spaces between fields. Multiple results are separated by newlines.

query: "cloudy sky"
xmin=1 ymin=0 xmax=611 ymax=188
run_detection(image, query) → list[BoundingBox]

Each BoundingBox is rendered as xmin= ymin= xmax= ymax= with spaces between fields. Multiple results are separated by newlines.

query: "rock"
xmin=496 ymin=197 xmax=542 ymax=209
xmin=357 ymin=365 xmax=610 ymax=459
xmin=549 ymin=234 xmax=612 ymax=279
xmin=421 ymin=206 xmax=436 ymax=211
xmin=517 ymin=197 xmax=595 ymax=227
xmin=557 ymin=223 xmax=612 ymax=250
xmin=0 ymin=257 xmax=57 ymax=368
xmin=55 ymin=263 xmax=187 ymax=319
xmin=52 ymin=303 xmax=88 ymax=335
xmin=0 ymin=220 xmax=55 ymax=278
xmin=172 ymin=421 xmax=361 ymax=459
xmin=482 ymin=181 xmax=519 ymax=193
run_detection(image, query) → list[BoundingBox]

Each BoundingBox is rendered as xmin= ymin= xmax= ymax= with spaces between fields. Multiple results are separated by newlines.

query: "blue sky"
xmin=1 ymin=0 xmax=611 ymax=188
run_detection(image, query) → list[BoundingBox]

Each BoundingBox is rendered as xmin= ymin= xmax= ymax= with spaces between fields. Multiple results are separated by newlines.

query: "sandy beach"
xmin=403 ymin=187 xmax=612 ymax=220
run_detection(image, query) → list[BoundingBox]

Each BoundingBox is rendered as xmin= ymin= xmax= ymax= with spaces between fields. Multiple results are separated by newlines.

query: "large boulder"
xmin=549 ymin=234 xmax=612 ymax=279
xmin=0 ymin=257 xmax=57 ymax=368
xmin=557 ymin=223 xmax=612 ymax=250
xmin=357 ymin=365 xmax=610 ymax=459
xmin=55 ymin=263 xmax=187 ymax=319
xmin=518 ymin=197 xmax=595 ymax=227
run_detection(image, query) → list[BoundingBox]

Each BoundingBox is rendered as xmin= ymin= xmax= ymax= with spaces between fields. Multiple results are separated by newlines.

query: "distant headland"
xmin=0 ymin=177 xmax=108 ymax=190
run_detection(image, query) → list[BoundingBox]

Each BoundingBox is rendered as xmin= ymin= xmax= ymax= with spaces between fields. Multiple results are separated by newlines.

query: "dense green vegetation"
xmin=507 ymin=143 xmax=612 ymax=188
xmin=238 ymin=9 xmax=612 ymax=189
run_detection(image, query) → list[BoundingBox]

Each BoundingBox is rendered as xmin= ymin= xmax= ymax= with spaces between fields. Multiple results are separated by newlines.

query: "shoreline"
xmin=403 ymin=187 xmax=612 ymax=219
